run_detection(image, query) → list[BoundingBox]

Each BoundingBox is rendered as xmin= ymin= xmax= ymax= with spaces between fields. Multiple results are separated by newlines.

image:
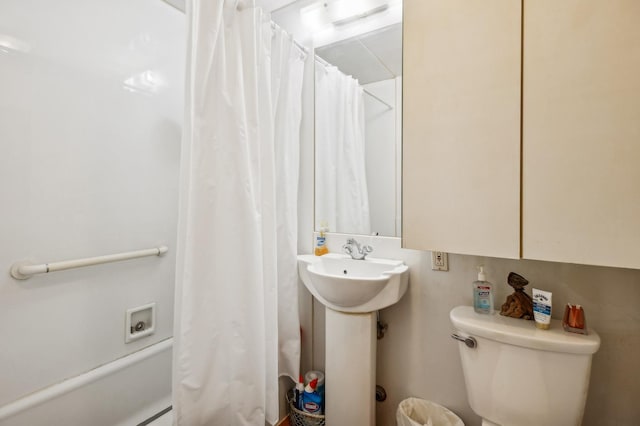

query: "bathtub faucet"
xmin=343 ymin=238 xmax=373 ymax=260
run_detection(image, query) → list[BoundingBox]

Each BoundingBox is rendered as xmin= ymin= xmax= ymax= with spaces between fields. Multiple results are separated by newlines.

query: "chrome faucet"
xmin=343 ymin=238 xmax=373 ymax=260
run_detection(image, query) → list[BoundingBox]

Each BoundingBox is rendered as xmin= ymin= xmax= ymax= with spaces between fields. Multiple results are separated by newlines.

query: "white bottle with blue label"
xmin=473 ymin=266 xmax=494 ymax=314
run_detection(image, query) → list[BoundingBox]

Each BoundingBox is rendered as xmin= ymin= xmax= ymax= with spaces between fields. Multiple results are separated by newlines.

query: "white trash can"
xmin=396 ymin=397 xmax=464 ymax=426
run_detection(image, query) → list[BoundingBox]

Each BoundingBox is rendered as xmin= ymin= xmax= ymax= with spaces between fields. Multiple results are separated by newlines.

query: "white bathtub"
xmin=146 ymin=409 xmax=173 ymax=426
xmin=0 ymin=340 xmax=172 ymax=426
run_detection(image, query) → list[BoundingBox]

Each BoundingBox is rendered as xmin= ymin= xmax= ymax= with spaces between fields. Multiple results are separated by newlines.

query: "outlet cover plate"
xmin=431 ymin=251 xmax=449 ymax=271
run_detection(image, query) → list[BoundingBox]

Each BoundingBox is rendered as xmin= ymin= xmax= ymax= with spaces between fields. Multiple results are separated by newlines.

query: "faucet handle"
xmin=343 ymin=238 xmax=373 ymax=259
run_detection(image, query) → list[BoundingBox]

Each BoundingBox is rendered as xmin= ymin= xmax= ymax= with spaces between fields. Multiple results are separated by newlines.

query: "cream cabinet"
xmin=522 ymin=0 xmax=640 ymax=269
xmin=404 ymin=0 xmax=640 ymax=269
xmin=402 ymin=0 xmax=522 ymax=259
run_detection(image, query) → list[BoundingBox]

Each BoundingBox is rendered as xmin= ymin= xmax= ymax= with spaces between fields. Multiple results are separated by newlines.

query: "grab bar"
xmin=10 ymin=245 xmax=169 ymax=280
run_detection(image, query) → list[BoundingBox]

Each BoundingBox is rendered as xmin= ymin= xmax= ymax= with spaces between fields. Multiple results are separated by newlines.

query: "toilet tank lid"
xmin=450 ymin=306 xmax=601 ymax=355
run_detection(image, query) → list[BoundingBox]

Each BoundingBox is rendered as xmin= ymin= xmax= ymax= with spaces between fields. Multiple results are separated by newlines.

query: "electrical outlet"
xmin=431 ymin=251 xmax=449 ymax=271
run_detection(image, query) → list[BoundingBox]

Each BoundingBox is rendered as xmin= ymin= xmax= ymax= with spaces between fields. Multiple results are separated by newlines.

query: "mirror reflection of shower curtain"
xmin=315 ymin=60 xmax=371 ymax=235
xmin=174 ymin=1 xmax=305 ymax=424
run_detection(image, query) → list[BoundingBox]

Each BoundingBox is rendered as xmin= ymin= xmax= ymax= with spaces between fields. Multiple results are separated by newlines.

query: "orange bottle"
xmin=314 ymin=223 xmax=329 ymax=256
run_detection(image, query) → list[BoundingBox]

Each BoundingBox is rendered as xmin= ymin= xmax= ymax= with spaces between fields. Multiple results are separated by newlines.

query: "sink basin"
xmin=297 ymin=253 xmax=409 ymax=313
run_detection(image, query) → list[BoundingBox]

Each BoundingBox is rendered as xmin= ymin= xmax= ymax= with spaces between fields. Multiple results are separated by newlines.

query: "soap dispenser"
xmin=473 ymin=266 xmax=494 ymax=314
xmin=314 ymin=222 xmax=329 ymax=256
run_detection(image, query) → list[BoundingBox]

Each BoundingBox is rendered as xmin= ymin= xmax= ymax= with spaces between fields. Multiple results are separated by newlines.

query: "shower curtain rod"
xmin=275 ymin=21 xmax=394 ymax=111
xmin=362 ymin=88 xmax=393 ymax=110
xmin=162 ymin=2 xmax=311 ymax=61
xmin=10 ymin=245 xmax=169 ymax=280
xmin=315 ymin=55 xmax=394 ymax=110
xmin=158 ymin=5 xmax=390 ymax=110
xmin=270 ymin=21 xmax=309 ymax=58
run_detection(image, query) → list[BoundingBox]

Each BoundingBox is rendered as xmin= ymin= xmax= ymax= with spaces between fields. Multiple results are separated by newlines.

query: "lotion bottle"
xmin=473 ymin=266 xmax=494 ymax=314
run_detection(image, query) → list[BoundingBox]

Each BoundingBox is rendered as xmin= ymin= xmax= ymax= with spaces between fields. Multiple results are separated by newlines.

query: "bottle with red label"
xmin=473 ymin=265 xmax=494 ymax=314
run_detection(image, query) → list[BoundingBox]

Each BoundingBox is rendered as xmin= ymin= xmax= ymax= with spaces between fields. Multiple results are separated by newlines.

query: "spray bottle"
xmin=301 ymin=378 xmax=322 ymax=414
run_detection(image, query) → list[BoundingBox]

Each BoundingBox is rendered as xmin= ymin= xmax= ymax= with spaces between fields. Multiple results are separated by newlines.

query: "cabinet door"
xmin=402 ymin=0 xmax=521 ymax=258
xmin=523 ymin=0 xmax=640 ymax=268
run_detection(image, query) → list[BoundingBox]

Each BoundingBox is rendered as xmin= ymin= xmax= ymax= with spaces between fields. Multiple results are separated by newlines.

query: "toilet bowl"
xmin=450 ymin=306 xmax=600 ymax=426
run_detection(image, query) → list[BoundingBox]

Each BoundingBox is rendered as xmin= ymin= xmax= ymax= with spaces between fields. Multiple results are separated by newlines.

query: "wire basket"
xmin=286 ymin=389 xmax=325 ymax=426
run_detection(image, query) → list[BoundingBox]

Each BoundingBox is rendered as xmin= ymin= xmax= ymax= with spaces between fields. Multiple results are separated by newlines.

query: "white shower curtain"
xmin=315 ymin=60 xmax=371 ymax=235
xmin=173 ymin=1 xmax=305 ymax=424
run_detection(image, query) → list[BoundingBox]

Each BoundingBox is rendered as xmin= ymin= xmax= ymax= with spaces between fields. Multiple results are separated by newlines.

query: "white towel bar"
xmin=10 ymin=245 xmax=169 ymax=280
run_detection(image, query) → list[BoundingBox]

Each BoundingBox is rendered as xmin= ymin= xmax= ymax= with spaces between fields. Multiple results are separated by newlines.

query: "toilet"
xmin=450 ymin=306 xmax=600 ymax=426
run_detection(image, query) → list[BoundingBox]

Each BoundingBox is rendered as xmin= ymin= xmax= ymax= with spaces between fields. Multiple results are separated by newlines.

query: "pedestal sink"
xmin=297 ymin=253 xmax=409 ymax=426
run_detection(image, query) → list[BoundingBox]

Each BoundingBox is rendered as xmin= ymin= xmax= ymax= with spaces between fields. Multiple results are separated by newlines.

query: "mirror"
xmin=314 ymin=21 xmax=402 ymax=237
xmin=271 ymin=0 xmax=402 ymax=237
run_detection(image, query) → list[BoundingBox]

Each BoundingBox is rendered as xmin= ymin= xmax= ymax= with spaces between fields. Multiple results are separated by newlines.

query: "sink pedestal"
xmin=296 ymin=253 xmax=409 ymax=426
xmin=325 ymin=308 xmax=376 ymax=426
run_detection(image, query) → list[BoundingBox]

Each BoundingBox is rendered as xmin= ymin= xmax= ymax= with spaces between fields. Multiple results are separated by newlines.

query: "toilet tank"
xmin=450 ymin=306 xmax=600 ymax=426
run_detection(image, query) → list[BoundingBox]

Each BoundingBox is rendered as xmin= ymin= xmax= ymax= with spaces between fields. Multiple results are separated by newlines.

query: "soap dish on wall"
xmin=125 ymin=302 xmax=156 ymax=343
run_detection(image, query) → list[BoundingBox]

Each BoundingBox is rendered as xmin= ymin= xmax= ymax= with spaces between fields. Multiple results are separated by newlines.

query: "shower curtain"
xmin=173 ymin=1 xmax=305 ymax=424
xmin=315 ymin=60 xmax=371 ymax=235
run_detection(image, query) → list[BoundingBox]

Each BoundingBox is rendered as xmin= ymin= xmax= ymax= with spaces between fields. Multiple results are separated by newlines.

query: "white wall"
xmin=311 ymin=234 xmax=640 ymax=425
xmin=0 ymin=0 xmax=184 ymax=423
xmin=363 ymin=78 xmax=400 ymax=237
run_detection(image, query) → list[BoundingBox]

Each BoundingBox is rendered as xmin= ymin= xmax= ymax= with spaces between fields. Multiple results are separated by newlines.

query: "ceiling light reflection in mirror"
xmin=300 ymin=0 xmax=401 ymax=48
